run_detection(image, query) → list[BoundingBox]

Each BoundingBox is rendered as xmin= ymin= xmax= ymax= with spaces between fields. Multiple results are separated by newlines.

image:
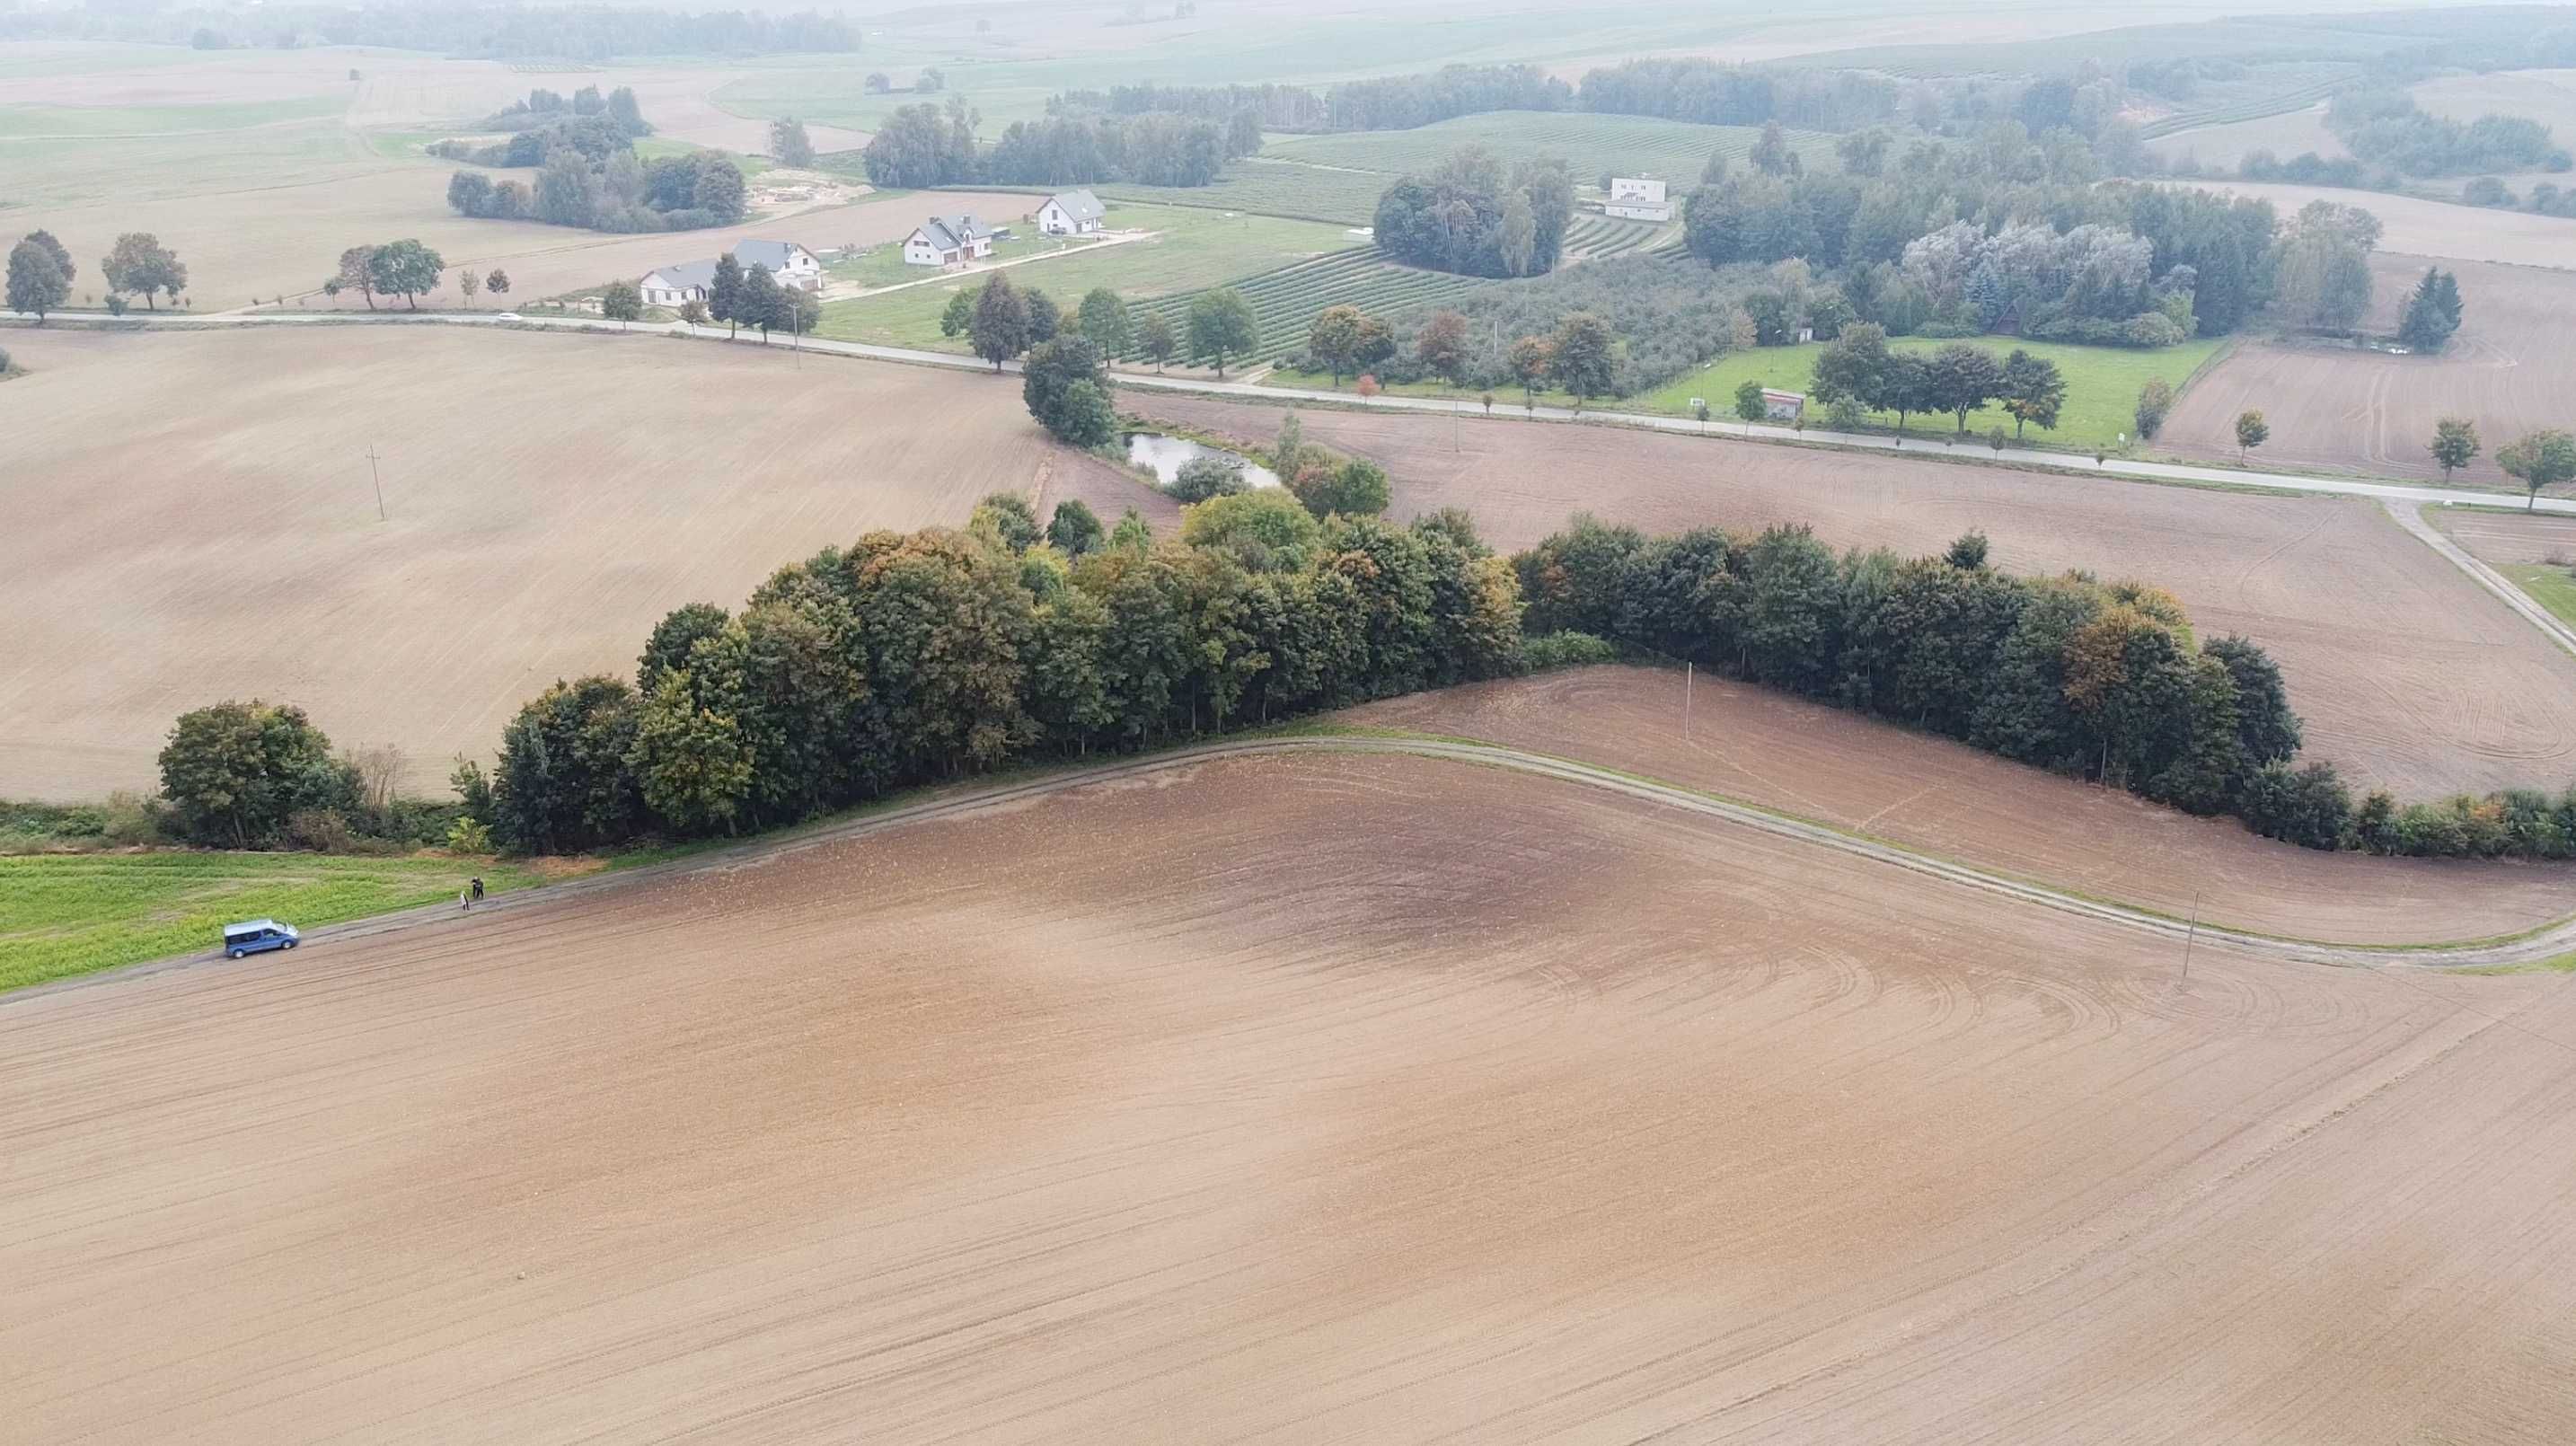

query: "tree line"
xmin=452 ymin=496 xmax=1524 ymax=851
xmin=1043 ymin=64 xmax=1572 ymax=137
xmin=862 ymin=96 xmax=1253 ymax=190
xmin=2324 ymin=89 xmax=2569 ymax=179
xmin=8 ymin=229 xmax=188 ymax=320
xmin=1804 ymin=325 xmax=2067 ymax=439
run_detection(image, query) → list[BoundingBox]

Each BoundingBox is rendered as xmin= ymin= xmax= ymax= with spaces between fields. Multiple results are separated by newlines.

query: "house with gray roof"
xmin=902 ymin=215 xmax=996 ymax=267
xmin=1036 ymin=189 xmax=1107 ymax=235
xmin=638 ymin=240 xmax=822 ymax=306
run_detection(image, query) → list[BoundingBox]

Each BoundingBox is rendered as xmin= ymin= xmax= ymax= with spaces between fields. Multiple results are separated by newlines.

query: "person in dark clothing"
xmin=470 ymin=877 xmax=485 ymax=903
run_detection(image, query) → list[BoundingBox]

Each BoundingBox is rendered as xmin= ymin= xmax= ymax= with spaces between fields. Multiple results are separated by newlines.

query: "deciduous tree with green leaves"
xmin=1999 ymin=349 xmax=2065 ymax=438
xmin=2429 ymin=417 xmax=2480 ymax=481
xmin=7 ymin=238 xmax=68 ymax=322
xmin=2234 ymin=409 xmax=2270 ymax=463
xmin=1187 ymin=287 xmax=1259 ymax=377
xmin=101 ymin=232 xmax=187 ymax=310
xmin=600 ymin=278 xmax=642 ymax=324
xmin=1734 ymin=378 xmax=1769 ymax=433
xmin=769 ymin=116 xmax=815 ymax=168
xmin=1545 ymin=311 xmax=1617 ymax=402
xmin=1046 ymin=498 xmax=1105 ymax=556
xmin=972 ymin=270 xmax=1033 ymax=371
xmin=1076 ymin=287 xmax=1132 ymax=357
xmin=1137 ymin=310 xmax=1178 ymax=372
xmin=2500 ymin=428 xmax=2576 ymax=510
xmin=365 ymin=238 xmax=441 ymax=310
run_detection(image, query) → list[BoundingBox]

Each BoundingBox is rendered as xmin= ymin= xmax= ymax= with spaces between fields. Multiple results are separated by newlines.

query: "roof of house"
xmin=641 ymin=241 xmax=815 ymax=291
xmin=1045 ymin=189 xmax=1106 ymax=223
xmin=912 ymin=215 xmax=994 ymax=251
xmin=643 ymin=260 xmax=718 ymax=291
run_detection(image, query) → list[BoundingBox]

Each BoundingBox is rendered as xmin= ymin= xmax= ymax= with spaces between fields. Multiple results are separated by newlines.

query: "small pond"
xmin=1125 ymin=433 xmax=1282 ymax=489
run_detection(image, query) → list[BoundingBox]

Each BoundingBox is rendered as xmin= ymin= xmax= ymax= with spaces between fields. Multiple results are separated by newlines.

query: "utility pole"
xmin=365 ymin=444 xmax=385 ymax=522
xmin=2181 ymin=889 xmax=2201 ymax=983
xmin=1685 ymin=661 xmax=1693 ymax=729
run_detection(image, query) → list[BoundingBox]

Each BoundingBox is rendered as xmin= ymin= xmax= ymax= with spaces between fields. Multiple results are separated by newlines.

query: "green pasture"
xmin=0 ymin=851 xmax=543 ymax=994
xmin=1640 ymin=336 xmax=2229 ymax=450
xmin=1097 ymin=158 xmax=1388 ymax=225
xmin=0 ymin=96 xmax=347 ymax=138
xmin=2501 ymin=564 xmax=2576 ymax=631
xmin=817 ymin=204 xmax=1354 ymax=351
xmin=826 ymin=226 xmax=1110 ymax=289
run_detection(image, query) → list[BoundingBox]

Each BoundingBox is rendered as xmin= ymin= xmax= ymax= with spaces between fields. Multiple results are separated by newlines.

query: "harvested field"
xmin=2436 ymin=506 xmax=2576 ymax=569
xmin=8 ymin=184 xmax=1040 ymax=313
xmin=2413 ymin=68 xmax=2576 ymax=143
xmin=10 ymin=750 xmax=2576 ymax=1443
xmin=2182 ymin=181 xmax=2576 ymax=268
xmin=2160 ymin=255 xmax=2576 ymax=483
xmin=0 ymin=327 xmax=1159 ymax=800
xmin=1137 ymin=392 xmax=2576 ymax=798
xmin=1356 ymin=667 xmax=2576 ymax=945
xmin=2145 ymin=101 xmax=2347 ymax=172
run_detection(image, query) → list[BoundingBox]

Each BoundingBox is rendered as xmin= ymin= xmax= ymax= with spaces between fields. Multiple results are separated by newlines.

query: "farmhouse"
xmin=903 ymin=216 xmax=996 ymax=267
xmin=639 ymin=240 xmax=823 ymax=306
xmin=1036 ymin=189 xmax=1107 ymax=235
xmin=1605 ymin=176 xmax=1672 ymax=223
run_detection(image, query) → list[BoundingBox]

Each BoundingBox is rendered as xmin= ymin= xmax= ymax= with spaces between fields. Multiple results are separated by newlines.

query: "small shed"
xmin=1761 ymin=388 xmax=1806 ymax=422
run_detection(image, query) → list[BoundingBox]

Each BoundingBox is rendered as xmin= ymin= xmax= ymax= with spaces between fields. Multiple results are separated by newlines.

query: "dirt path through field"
xmin=10 ymin=749 xmax=2574 ymax=1442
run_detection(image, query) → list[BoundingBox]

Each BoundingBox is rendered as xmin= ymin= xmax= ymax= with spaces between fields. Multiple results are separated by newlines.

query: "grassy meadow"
xmin=2501 ymin=563 xmax=2576 ymax=631
xmin=1641 ymin=336 xmax=2230 ymax=450
xmin=818 ymin=203 xmax=1354 ymax=350
xmin=1266 ymin=111 xmax=1838 ymax=183
xmin=0 ymin=851 xmax=546 ymax=994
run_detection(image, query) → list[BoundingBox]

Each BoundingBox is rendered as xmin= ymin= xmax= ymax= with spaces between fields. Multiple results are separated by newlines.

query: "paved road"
xmin=22 ymin=734 xmax=2575 ymax=1010
xmin=20 ymin=305 xmax=2574 ymax=521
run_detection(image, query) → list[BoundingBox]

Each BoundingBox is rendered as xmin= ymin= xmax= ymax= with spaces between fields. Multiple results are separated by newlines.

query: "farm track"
xmin=47 ymin=734 xmax=2576 ymax=1007
xmin=10 ymin=744 xmax=2576 ymax=1444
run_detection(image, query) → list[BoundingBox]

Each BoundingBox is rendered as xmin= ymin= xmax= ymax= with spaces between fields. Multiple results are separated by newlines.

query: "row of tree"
xmin=1045 ymin=64 xmax=1573 ymax=136
xmin=479 ymin=84 xmax=649 ymax=138
xmin=6 ymin=230 xmax=188 ymax=320
xmin=940 ymin=271 xmax=1263 ymax=378
xmin=2325 ymin=90 xmax=2570 ymax=179
xmin=1513 ymin=516 xmax=2330 ymax=836
xmin=1805 ymin=326 xmax=2068 ymax=436
xmin=861 ymin=97 xmax=1248 ymax=190
xmin=458 ymin=499 xmax=1524 ymax=850
xmin=1372 ymin=148 xmax=1575 ymax=279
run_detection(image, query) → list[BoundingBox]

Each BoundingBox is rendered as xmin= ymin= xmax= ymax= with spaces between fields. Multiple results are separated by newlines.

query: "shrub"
xmin=1518 ymin=630 xmax=1620 ymax=673
xmin=1168 ymin=454 xmax=1249 ymax=502
xmin=2135 ymin=379 xmax=2175 ymax=440
xmin=2240 ymin=761 xmax=2351 ymax=850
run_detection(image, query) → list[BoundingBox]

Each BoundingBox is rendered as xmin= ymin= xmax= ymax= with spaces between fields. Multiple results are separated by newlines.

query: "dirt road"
xmin=9 ymin=747 xmax=2575 ymax=1442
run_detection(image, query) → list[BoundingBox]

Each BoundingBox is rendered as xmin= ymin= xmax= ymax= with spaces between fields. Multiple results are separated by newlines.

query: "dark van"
xmin=220 ymin=919 xmax=300 ymax=959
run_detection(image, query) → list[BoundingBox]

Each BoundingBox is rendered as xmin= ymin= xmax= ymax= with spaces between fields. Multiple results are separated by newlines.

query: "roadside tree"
xmin=2429 ymin=418 xmax=2480 ymax=481
xmin=484 ymin=267 xmax=509 ymax=299
xmin=459 ymin=268 xmax=481 ymax=306
xmin=601 ymin=278 xmax=643 ymax=325
xmin=710 ymin=252 xmax=745 ymax=337
xmin=740 ymin=262 xmax=783 ymax=339
xmin=1733 ymin=378 xmax=1768 ymax=433
xmin=366 ymin=239 xmax=443 ymax=310
xmin=1926 ymin=341 xmax=2004 ymax=434
xmin=971 ymin=270 xmax=1034 ymax=370
xmin=101 ymin=232 xmax=187 ymax=310
xmin=1076 ymin=287 xmax=1132 ymax=356
xmin=1545 ymin=311 xmax=1617 ymax=402
xmin=1416 ymin=309 xmax=1469 ymax=387
xmin=22 ymin=229 xmax=73 ymax=289
xmin=2234 ymin=409 xmax=2270 ymax=462
xmin=1187 ymin=287 xmax=1259 ymax=376
xmin=1138 ymin=310 xmax=1178 ymax=371
xmin=6 ymin=239 xmax=68 ymax=322
xmin=1508 ymin=334 xmax=1551 ymax=411
xmin=2500 ymin=428 xmax=2576 ymax=510
xmin=1999 ymin=349 xmax=2065 ymax=438
xmin=2135 ymin=378 xmax=2175 ymax=439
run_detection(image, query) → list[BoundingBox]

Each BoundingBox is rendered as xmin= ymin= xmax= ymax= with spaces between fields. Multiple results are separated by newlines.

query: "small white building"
xmin=903 ymin=216 xmax=995 ymax=267
xmin=1035 ymin=189 xmax=1107 ymax=235
xmin=1604 ymin=176 xmax=1672 ymax=223
xmin=639 ymin=240 xmax=822 ymax=306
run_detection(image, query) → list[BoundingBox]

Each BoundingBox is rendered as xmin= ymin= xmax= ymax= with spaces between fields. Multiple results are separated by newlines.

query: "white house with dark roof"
xmin=639 ymin=240 xmax=823 ymax=306
xmin=1604 ymin=176 xmax=1672 ymax=222
xmin=1036 ymin=189 xmax=1107 ymax=235
xmin=903 ymin=216 xmax=995 ymax=266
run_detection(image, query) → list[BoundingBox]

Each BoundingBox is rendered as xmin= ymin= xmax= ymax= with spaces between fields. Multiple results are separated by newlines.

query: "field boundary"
xmin=26 ymin=730 xmax=2576 ymax=1005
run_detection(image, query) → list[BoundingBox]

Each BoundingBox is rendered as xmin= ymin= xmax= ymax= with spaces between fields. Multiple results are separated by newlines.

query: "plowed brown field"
xmin=0 ymin=327 xmax=1157 ymax=798
xmin=2162 ymin=256 xmax=2576 ymax=484
xmin=1354 ymin=666 xmax=2576 ymax=945
xmin=1139 ymin=392 xmax=2576 ymax=799
xmin=9 ymin=751 xmax=2576 ymax=1443
xmin=2436 ymin=506 xmax=2576 ymax=567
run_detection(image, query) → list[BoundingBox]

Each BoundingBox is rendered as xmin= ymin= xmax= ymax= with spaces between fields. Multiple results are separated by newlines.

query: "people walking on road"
xmin=471 ymin=877 xmax=485 ymax=904
xmin=460 ymin=886 xmax=472 ymax=913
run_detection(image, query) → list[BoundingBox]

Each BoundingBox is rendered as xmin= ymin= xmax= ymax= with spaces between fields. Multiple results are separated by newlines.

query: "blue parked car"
xmin=221 ymin=919 xmax=300 ymax=959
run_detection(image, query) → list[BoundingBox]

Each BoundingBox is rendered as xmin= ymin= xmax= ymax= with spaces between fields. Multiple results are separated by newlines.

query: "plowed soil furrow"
xmin=7 ymin=751 xmax=2573 ymax=1443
